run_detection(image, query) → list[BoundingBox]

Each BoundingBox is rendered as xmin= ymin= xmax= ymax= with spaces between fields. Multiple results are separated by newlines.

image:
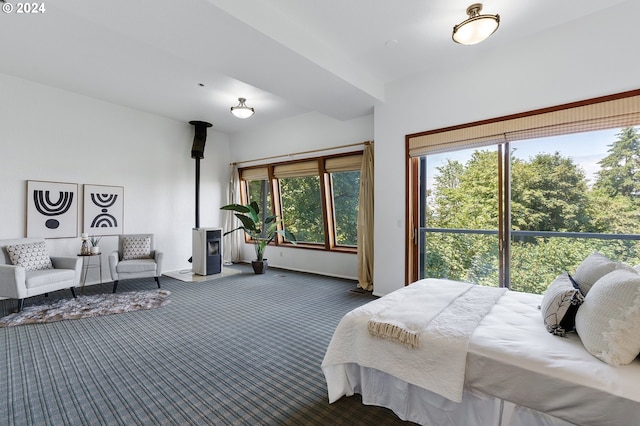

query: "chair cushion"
xmin=122 ymin=236 xmax=152 ymax=260
xmin=6 ymin=241 xmax=53 ymax=271
xmin=25 ymin=269 xmax=75 ymax=289
xmin=116 ymin=259 xmax=157 ymax=274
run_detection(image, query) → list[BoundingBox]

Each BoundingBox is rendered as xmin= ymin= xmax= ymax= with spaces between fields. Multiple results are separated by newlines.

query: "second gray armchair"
xmin=108 ymin=234 xmax=163 ymax=293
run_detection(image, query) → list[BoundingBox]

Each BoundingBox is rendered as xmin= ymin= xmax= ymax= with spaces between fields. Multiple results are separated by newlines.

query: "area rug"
xmin=0 ymin=289 xmax=170 ymax=327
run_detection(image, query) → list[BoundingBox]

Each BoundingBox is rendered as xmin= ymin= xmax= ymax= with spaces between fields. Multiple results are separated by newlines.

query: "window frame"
xmin=406 ymin=89 xmax=640 ymax=285
xmin=239 ymin=151 xmax=363 ymax=254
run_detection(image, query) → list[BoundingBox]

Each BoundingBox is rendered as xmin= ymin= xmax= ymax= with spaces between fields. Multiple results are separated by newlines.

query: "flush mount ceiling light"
xmin=452 ymin=3 xmax=500 ymax=45
xmin=230 ymin=98 xmax=255 ymax=119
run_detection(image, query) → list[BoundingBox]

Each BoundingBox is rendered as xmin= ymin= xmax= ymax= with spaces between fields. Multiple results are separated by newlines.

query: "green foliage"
xmin=89 ymin=235 xmax=102 ymax=247
xmin=430 ymin=152 xmax=498 ymax=230
xmin=424 ymin=128 xmax=640 ymax=294
xmin=512 ymin=152 xmax=590 ymax=232
xmin=221 ymin=201 xmax=296 ymax=261
xmin=595 ymin=127 xmax=640 ymax=199
xmin=279 ymin=176 xmax=325 ymax=243
xmin=332 ymin=171 xmax=360 ymax=245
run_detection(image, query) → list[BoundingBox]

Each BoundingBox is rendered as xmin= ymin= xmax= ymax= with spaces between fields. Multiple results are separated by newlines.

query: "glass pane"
xmin=421 ymin=146 xmax=499 ymax=282
xmin=425 ymin=147 xmax=499 ymax=231
xmin=424 ymin=231 xmax=499 ymax=286
xmin=246 ymin=179 xmax=272 ymax=239
xmin=331 ymin=171 xmax=360 ymax=246
xmin=279 ymin=176 xmax=324 ymax=243
xmin=510 ymin=236 xmax=640 ymax=294
xmin=510 ymin=126 xmax=640 ymax=294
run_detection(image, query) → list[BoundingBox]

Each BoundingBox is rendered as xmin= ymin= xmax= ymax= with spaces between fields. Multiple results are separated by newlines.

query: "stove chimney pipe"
xmin=189 ymin=121 xmax=212 ymax=229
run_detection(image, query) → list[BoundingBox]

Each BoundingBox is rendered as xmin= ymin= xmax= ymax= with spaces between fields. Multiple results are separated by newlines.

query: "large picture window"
xmin=239 ymin=151 xmax=362 ymax=252
xmin=407 ymin=90 xmax=640 ymax=291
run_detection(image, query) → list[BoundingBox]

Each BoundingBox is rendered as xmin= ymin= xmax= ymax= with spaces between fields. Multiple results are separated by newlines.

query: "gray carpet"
xmin=0 ymin=265 xmax=415 ymax=425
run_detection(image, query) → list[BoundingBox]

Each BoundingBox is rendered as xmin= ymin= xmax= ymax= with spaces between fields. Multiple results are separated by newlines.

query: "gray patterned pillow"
xmin=6 ymin=241 xmax=53 ymax=271
xmin=540 ymin=272 xmax=584 ymax=336
xmin=575 ymin=269 xmax=640 ymax=366
xmin=122 ymin=236 xmax=152 ymax=260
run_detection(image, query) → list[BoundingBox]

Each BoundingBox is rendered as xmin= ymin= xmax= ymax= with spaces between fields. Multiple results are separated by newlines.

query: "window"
xmin=407 ymin=90 xmax=640 ymax=290
xmin=331 ymin=171 xmax=360 ymax=246
xmin=241 ymin=167 xmax=272 ymax=239
xmin=279 ymin=175 xmax=324 ymax=243
xmin=239 ymin=151 xmax=363 ymax=252
xmin=421 ymin=147 xmax=499 ymax=285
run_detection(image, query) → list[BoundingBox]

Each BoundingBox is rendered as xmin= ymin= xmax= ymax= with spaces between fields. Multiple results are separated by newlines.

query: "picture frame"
xmin=27 ymin=180 xmax=79 ymax=238
xmin=83 ymin=184 xmax=124 ymax=236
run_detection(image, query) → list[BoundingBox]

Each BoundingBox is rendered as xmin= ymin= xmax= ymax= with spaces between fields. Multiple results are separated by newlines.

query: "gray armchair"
xmin=108 ymin=234 xmax=163 ymax=293
xmin=0 ymin=237 xmax=81 ymax=312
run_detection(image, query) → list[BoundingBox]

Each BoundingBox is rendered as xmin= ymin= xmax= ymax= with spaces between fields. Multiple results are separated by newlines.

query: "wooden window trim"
xmin=240 ymin=151 xmax=363 ymax=253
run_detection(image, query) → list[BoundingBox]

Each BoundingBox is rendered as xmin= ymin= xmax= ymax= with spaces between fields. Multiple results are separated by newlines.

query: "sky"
xmin=425 ymin=127 xmax=627 ymax=191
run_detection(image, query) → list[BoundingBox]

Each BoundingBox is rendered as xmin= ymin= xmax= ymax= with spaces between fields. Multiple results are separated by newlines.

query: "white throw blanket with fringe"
xmin=322 ymin=279 xmax=506 ymax=403
xmin=367 ymin=280 xmax=473 ymax=348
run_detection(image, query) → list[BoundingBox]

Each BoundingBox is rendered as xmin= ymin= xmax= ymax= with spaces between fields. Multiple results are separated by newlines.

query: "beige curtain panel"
xmin=224 ymin=164 xmax=243 ymax=264
xmin=357 ymin=143 xmax=374 ymax=291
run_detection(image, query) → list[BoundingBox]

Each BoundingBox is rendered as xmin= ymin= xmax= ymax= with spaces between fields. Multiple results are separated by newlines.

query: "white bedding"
xmin=322 ymin=279 xmax=505 ymax=403
xmin=322 ymin=279 xmax=640 ymax=426
xmin=467 ymin=290 xmax=640 ymax=425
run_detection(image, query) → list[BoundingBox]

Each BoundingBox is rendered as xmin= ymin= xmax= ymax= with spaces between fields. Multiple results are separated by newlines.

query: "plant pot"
xmin=251 ymin=259 xmax=268 ymax=274
xmin=91 ymin=246 xmax=100 ymax=254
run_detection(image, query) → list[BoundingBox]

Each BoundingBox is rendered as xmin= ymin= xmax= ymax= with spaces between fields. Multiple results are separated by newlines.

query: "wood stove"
xmin=192 ymin=228 xmax=222 ymax=275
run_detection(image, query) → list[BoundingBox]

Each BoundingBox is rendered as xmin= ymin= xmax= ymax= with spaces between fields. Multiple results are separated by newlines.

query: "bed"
xmin=322 ymin=269 xmax=640 ymax=426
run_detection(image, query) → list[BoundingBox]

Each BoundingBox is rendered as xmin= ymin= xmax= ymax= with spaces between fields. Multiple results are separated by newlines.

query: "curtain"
xmin=357 ymin=143 xmax=374 ymax=291
xmin=223 ymin=164 xmax=243 ymax=264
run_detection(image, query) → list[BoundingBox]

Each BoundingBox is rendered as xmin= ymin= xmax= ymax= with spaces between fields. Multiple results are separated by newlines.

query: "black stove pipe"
xmin=189 ymin=120 xmax=212 ymax=229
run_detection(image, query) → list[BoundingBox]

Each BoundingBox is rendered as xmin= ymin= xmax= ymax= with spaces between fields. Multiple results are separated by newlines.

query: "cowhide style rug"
xmin=0 ymin=289 xmax=170 ymax=327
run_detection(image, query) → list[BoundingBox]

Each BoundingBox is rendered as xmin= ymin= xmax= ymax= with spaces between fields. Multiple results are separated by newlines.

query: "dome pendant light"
xmin=452 ymin=3 xmax=500 ymax=45
xmin=230 ymin=98 xmax=255 ymax=119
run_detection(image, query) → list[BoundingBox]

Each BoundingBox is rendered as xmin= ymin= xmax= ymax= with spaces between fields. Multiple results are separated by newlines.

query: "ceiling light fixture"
xmin=230 ymin=98 xmax=255 ymax=119
xmin=452 ymin=3 xmax=500 ymax=45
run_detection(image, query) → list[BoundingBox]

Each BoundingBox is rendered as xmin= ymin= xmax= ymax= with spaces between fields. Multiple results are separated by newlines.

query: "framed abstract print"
xmin=83 ymin=184 xmax=124 ymax=236
xmin=27 ymin=180 xmax=79 ymax=238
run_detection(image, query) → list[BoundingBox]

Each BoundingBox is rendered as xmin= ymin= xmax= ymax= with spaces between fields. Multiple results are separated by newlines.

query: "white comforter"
xmin=322 ymin=282 xmax=640 ymax=426
xmin=322 ymin=279 xmax=506 ymax=403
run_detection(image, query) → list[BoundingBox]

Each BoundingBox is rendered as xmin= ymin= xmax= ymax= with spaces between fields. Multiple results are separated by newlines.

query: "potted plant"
xmin=89 ymin=235 xmax=102 ymax=254
xmin=221 ymin=201 xmax=296 ymax=274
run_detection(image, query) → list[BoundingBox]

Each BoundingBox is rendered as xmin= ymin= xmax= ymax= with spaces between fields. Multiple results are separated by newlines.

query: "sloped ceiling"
xmin=0 ymin=0 xmax=632 ymax=133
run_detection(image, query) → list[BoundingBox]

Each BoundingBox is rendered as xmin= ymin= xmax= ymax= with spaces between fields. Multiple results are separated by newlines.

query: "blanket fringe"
xmin=368 ymin=319 xmax=420 ymax=348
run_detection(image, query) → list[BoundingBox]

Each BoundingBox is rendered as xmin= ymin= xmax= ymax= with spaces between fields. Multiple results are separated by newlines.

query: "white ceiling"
xmin=0 ymin=0 xmax=631 ymax=134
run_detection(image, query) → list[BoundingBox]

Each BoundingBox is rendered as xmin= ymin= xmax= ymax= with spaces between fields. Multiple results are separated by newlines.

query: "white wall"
xmin=373 ymin=0 xmax=640 ymax=296
xmin=228 ymin=111 xmax=374 ymax=279
xmin=0 ymin=73 xmax=231 ymax=286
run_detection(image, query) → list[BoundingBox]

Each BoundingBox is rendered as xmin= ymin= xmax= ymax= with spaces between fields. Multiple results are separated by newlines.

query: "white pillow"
xmin=540 ymin=273 xmax=584 ymax=336
xmin=572 ymin=252 xmax=623 ymax=295
xmin=575 ymin=269 xmax=640 ymax=366
xmin=6 ymin=241 xmax=53 ymax=272
xmin=122 ymin=236 xmax=152 ymax=260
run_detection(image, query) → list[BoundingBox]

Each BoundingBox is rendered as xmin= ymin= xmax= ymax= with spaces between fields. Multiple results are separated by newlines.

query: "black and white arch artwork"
xmin=27 ymin=180 xmax=79 ymax=238
xmin=83 ymin=184 xmax=124 ymax=236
